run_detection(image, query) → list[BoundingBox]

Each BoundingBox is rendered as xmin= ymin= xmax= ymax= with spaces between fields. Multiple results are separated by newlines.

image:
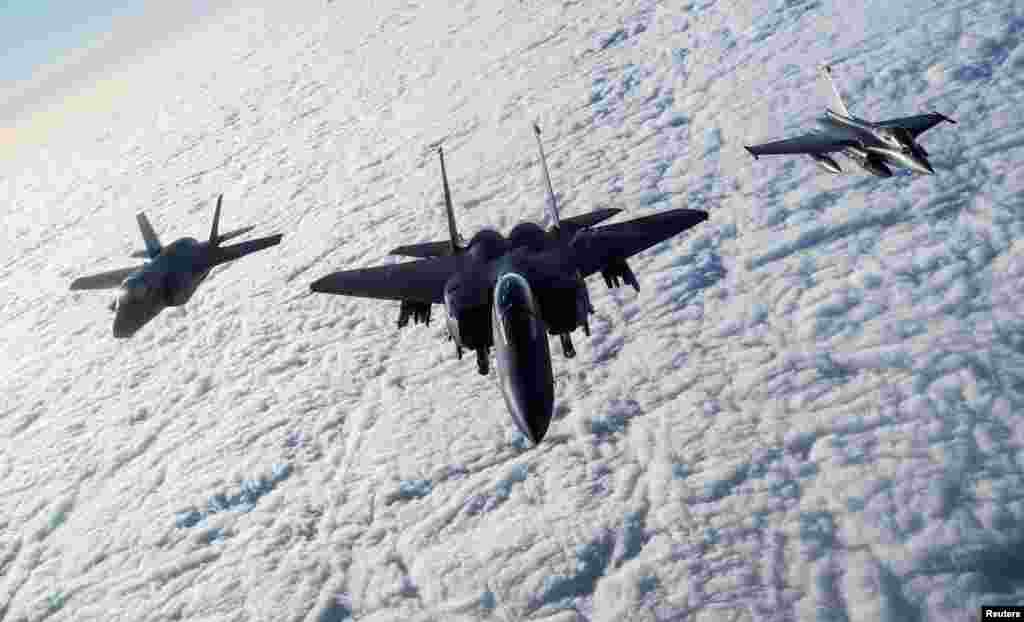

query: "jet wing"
xmin=745 ymin=133 xmax=859 ymax=159
xmin=70 ymin=265 xmax=146 ymax=290
xmin=211 ymin=234 xmax=284 ymax=266
xmin=876 ymin=112 xmax=956 ymax=138
xmin=571 ymin=208 xmax=708 ymax=279
xmin=309 ymin=255 xmax=457 ymax=304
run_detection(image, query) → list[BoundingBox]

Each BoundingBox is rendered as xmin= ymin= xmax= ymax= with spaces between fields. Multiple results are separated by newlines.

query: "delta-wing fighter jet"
xmin=310 ymin=125 xmax=708 ymax=445
xmin=70 ymin=195 xmax=283 ymax=338
xmin=744 ymin=65 xmax=956 ymax=177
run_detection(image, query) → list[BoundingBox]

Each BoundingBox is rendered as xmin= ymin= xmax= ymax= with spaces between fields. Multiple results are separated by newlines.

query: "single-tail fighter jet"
xmin=310 ymin=124 xmax=708 ymax=445
xmin=69 ymin=195 xmax=283 ymax=338
xmin=744 ymin=65 xmax=956 ymax=177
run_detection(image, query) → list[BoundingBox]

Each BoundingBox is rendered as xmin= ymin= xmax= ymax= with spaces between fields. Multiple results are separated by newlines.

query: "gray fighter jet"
xmin=744 ymin=65 xmax=956 ymax=177
xmin=310 ymin=125 xmax=708 ymax=445
xmin=69 ymin=195 xmax=283 ymax=338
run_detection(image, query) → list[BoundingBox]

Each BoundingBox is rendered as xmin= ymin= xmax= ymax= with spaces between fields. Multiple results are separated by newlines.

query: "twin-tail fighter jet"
xmin=744 ymin=65 xmax=956 ymax=177
xmin=69 ymin=195 xmax=283 ymax=338
xmin=310 ymin=125 xmax=708 ymax=445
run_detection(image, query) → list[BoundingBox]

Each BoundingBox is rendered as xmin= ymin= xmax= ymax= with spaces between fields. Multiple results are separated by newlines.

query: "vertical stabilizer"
xmin=209 ymin=194 xmax=223 ymax=246
xmin=438 ymin=146 xmax=462 ymax=255
xmin=820 ymin=65 xmax=852 ymax=118
xmin=136 ymin=213 xmax=162 ymax=258
xmin=533 ymin=123 xmax=562 ymax=235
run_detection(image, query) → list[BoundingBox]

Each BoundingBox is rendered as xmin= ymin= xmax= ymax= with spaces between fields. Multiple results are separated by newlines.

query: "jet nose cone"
xmin=913 ymin=156 xmax=935 ymax=175
xmin=508 ymin=389 xmax=554 ymax=446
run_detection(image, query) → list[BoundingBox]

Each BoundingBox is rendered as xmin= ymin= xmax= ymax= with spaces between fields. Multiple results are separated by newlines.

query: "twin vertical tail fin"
xmin=136 ymin=213 xmax=163 ymax=259
xmin=533 ymin=123 xmax=562 ymax=237
xmin=206 ymin=193 xmax=283 ymax=267
xmin=438 ymin=146 xmax=463 ymax=256
xmin=207 ymin=194 xmax=255 ymax=245
xmin=209 ymin=194 xmax=223 ymax=246
xmin=131 ymin=194 xmax=255 ymax=260
xmin=820 ymin=64 xmax=852 ymax=118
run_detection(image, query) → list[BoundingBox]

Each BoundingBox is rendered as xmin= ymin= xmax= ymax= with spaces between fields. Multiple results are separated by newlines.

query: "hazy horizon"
xmin=0 ymin=0 xmax=237 ymax=159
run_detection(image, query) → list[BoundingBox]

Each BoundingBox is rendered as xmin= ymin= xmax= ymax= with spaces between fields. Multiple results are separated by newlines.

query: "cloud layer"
xmin=1 ymin=0 xmax=1023 ymax=620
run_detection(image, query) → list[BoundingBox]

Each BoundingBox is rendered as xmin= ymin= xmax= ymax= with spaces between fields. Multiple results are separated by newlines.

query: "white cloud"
xmin=1 ymin=0 xmax=1023 ymax=620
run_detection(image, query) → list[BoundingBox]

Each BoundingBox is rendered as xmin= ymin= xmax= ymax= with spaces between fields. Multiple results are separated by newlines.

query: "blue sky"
xmin=0 ymin=0 xmax=228 ymax=124
xmin=0 ymin=1 xmax=147 ymax=88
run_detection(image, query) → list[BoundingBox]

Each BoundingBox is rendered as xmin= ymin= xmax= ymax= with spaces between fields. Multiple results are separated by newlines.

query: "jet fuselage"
xmin=440 ymin=230 xmax=588 ymax=443
xmin=72 ymin=195 xmax=283 ymax=339
xmin=112 ymin=238 xmax=212 ymax=338
xmin=818 ymin=110 xmax=934 ymax=175
xmin=308 ymin=133 xmax=709 ymax=447
xmin=492 ymin=272 xmax=555 ymax=444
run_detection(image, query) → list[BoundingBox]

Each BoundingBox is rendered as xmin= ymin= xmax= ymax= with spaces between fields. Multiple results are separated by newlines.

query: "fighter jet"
xmin=310 ymin=125 xmax=708 ymax=445
xmin=69 ymin=195 xmax=283 ymax=338
xmin=744 ymin=65 xmax=956 ymax=177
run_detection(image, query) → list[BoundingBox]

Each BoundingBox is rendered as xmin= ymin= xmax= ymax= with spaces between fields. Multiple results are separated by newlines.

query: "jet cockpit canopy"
xmin=495 ymin=272 xmax=540 ymax=344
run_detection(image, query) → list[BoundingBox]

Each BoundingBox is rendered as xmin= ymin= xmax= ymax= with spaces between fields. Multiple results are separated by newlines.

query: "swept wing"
xmin=309 ymin=255 xmax=458 ymax=304
xmin=875 ymin=112 xmax=956 ymax=138
xmin=745 ymin=132 xmax=859 ymax=159
xmin=571 ymin=208 xmax=708 ymax=279
xmin=69 ymin=264 xmax=146 ymax=291
xmin=70 ymin=265 xmax=146 ymax=290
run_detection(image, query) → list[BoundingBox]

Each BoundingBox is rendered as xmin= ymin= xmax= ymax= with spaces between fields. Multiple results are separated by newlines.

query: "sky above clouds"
xmin=0 ymin=0 xmax=236 ymax=127
xmin=0 ymin=1 xmax=140 ymax=84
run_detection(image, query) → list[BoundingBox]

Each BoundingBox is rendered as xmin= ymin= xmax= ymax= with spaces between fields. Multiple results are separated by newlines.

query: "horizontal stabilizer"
xmin=216 ymin=226 xmax=256 ymax=245
xmin=561 ymin=208 xmax=622 ymax=233
xmin=390 ymin=240 xmax=454 ymax=258
xmin=70 ymin=264 xmax=146 ymax=290
xmin=211 ymin=234 xmax=283 ymax=266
